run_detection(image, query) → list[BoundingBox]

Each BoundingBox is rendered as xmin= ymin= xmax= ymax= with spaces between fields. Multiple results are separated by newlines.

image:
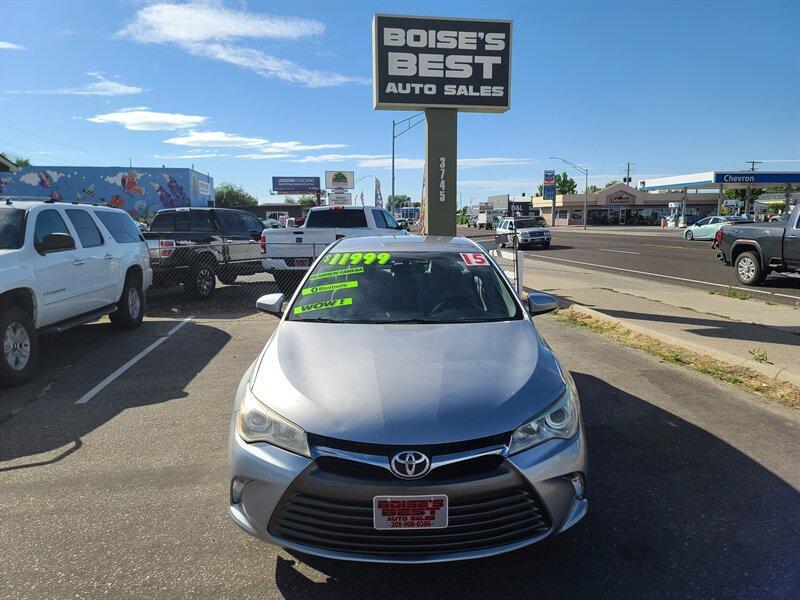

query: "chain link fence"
xmin=144 ymin=236 xmax=521 ymax=313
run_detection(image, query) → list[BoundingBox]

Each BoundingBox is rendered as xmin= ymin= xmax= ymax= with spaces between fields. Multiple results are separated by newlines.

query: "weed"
xmin=748 ymin=347 xmax=773 ymax=364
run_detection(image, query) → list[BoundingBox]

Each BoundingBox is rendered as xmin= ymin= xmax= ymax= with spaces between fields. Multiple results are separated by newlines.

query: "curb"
xmin=560 ymin=301 xmax=800 ymax=388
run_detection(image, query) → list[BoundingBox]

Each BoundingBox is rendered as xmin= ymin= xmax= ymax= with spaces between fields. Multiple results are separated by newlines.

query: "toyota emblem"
xmin=390 ymin=450 xmax=431 ymax=480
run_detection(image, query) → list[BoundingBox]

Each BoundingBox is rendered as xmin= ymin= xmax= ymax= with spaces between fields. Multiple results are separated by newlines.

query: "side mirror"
xmin=38 ymin=232 xmax=76 ymax=254
xmin=256 ymin=292 xmax=285 ymax=315
xmin=527 ymin=293 xmax=558 ymax=316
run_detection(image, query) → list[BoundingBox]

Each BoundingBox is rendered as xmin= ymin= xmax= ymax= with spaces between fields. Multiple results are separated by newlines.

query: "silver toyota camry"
xmin=228 ymin=235 xmax=587 ymax=563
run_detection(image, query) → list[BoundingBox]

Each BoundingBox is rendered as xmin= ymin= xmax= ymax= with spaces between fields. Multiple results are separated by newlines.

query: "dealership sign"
xmin=372 ymin=14 xmax=512 ymax=112
xmin=272 ymin=176 xmax=320 ymax=193
xmin=328 ymin=192 xmax=353 ymax=205
xmin=325 ymin=170 xmax=355 ymax=190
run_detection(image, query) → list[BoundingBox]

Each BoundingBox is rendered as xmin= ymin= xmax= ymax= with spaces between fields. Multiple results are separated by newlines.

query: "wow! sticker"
xmin=301 ymin=280 xmax=359 ymax=296
xmin=293 ymin=297 xmax=353 ymax=314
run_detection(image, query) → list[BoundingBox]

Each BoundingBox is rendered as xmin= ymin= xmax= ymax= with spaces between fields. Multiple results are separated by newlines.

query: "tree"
xmin=537 ymin=172 xmax=577 ymax=196
xmin=587 ymin=185 xmax=601 ymax=193
xmin=12 ymin=155 xmax=31 ymax=167
xmin=604 ymin=180 xmax=619 ymax=188
xmin=388 ymin=194 xmax=411 ymax=207
xmin=215 ymin=182 xmax=257 ymax=207
xmin=296 ymin=195 xmax=316 ymax=207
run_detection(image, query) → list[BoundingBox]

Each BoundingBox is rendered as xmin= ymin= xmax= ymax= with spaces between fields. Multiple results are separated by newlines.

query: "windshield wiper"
xmin=294 ymin=317 xmax=340 ymax=323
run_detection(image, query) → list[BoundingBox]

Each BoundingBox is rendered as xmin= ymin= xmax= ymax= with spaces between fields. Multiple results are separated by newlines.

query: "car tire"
xmin=274 ymin=271 xmax=300 ymax=296
xmin=0 ymin=306 xmax=39 ymax=387
xmin=110 ymin=274 xmax=145 ymax=330
xmin=734 ymin=251 xmax=765 ymax=286
xmin=543 ymin=241 xmax=551 ymax=249
xmin=186 ymin=263 xmax=216 ymax=300
xmin=685 ymin=230 xmax=694 ymax=240
xmin=217 ymin=272 xmax=238 ymax=285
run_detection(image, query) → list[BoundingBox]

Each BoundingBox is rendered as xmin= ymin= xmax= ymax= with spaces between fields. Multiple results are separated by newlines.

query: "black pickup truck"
xmin=143 ymin=207 xmax=265 ymax=299
xmin=714 ymin=206 xmax=800 ymax=285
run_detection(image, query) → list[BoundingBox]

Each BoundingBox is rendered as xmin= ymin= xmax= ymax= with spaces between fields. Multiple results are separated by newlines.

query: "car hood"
xmin=250 ymin=320 xmax=566 ymax=445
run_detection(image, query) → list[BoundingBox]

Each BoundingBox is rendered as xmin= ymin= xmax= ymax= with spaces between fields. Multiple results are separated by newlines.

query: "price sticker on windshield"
xmin=460 ymin=252 xmax=490 ymax=266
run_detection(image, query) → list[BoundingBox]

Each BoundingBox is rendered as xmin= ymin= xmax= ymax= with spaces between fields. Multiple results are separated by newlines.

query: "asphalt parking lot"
xmin=2 ymin=293 xmax=799 ymax=599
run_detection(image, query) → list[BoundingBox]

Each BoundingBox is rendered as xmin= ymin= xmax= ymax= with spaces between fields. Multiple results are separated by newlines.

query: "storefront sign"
xmin=714 ymin=172 xmax=800 ymax=185
xmin=325 ymin=171 xmax=355 ymax=190
xmin=508 ymin=200 xmax=530 ymax=216
xmin=328 ymin=192 xmax=353 ymax=205
xmin=272 ymin=176 xmax=320 ymax=193
xmin=605 ymin=190 xmax=635 ymax=205
xmin=372 ymin=14 xmax=512 ymax=112
xmin=543 ymin=170 xmax=556 ymax=185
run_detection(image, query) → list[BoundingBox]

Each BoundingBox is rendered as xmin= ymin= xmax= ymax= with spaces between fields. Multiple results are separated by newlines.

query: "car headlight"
xmin=509 ymin=371 xmax=580 ymax=455
xmin=543 ymin=229 xmax=551 ymax=236
xmin=237 ymin=388 xmax=310 ymax=457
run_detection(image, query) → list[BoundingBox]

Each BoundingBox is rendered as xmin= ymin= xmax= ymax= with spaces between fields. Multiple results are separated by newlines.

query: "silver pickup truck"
xmin=261 ymin=206 xmax=408 ymax=294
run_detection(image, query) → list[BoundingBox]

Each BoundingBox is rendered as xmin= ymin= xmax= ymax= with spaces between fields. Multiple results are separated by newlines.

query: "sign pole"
xmin=424 ymin=108 xmax=458 ymax=237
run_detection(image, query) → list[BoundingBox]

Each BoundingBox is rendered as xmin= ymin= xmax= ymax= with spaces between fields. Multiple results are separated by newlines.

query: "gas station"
xmin=638 ymin=170 xmax=800 ymax=217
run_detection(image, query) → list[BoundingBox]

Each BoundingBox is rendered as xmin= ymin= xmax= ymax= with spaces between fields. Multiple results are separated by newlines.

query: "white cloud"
xmin=155 ymin=152 xmax=227 ymax=159
xmin=9 ymin=72 xmax=143 ymax=96
xmin=253 ymin=141 xmax=346 ymax=154
xmin=103 ymin=172 xmax=127 ymax=185
xmin=118 ymin=2 xmax=324 ymax=43
xmin=357 ymin=157 xmax=423 ymax=169
xmin=20 ymin=173 xmax=40 ymax=186
xmin=117 ymin=2 xmax=366 ymax=88
xmin=0 ymin=41 xmax=26 ymax=50
xmin=88 ymin=108 xmax=207 ymax=131
xmin=459 ymin=158 xmax=534 ymax=169
xmin=459 ymin=178 xmax=540 ymax=190
xmin=291 ymin=154 xmax=390 ymax=164
xmin=163 ymin=130 xmax=269 ymax=147
xmin=235 ymin=153 xmax=297 ymax=160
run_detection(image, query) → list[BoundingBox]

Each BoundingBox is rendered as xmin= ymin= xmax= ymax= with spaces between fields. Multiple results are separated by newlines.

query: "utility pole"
xmin=624 ymin=162 xmax=634 ymax=186
xmin=744 ymin=160 xmax=761 ymax=215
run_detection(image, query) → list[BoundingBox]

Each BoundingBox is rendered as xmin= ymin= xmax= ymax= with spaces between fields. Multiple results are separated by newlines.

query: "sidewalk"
xmin=550 ymin=225 xmax=685 ymax=237
xmin=521 ymin=256 xmax=800 ymax=386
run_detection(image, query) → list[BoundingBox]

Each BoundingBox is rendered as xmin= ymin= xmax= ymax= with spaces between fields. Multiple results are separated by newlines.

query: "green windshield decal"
xmin=301 ymin=280 xmax=359 ymax=296
xmin=293 ymin=297 xmax=353 ymax=315
xmin=308 ymin=266 xmax=364 ymax=281
xmin=322 ymin=252 xmax=391 ymax=266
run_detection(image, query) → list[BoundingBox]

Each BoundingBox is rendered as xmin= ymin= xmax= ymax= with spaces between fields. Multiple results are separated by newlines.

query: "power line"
xmin=0 ymin=122 xmax=131 ymax=162
xmin=745 ymin=160 xmax=762 ymax=171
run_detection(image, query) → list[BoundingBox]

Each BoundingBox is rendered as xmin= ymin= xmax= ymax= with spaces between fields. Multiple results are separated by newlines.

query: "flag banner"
xmin=375 ymin=178 xmax=383 ymax=207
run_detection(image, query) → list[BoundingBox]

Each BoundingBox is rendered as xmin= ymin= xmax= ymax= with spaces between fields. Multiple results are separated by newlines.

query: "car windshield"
xmin=0 ymin=207 xmax=26 ymax=249
xmin=287 ymin=249 xmax=522 ymax=324
xmin=514 ymin=219 xmax=538 ymax=228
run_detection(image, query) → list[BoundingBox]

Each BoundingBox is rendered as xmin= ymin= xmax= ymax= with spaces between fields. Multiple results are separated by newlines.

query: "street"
xmin=2 ymin=310 xmax=798 ymax=599
xmin=459 ymin=226 xmax=800 ymax=302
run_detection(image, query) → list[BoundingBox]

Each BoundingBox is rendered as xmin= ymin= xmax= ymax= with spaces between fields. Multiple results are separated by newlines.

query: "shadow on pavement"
xmin=274 ymin=373 xmax=800 ymax=599
xmin=147 ymin=279 xmax=282 ymax=319
xmin=0 ymin=319 xmax=230 ymax=468
xmin=599 ymin=308 xmax=800 ymax=339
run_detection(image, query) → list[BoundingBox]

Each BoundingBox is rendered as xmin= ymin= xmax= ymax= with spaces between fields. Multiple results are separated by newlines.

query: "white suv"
xmin=0 ymin=199 xmax=153 ymax=386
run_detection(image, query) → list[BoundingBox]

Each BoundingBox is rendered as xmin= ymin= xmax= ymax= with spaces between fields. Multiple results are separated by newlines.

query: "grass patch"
xmin=553 ymin=308 xmax=799 ymax=408
xmin=708 ymin=287 xmax=753 ymax=300
xmin=748 ymin=347 xmax=773 ymax=364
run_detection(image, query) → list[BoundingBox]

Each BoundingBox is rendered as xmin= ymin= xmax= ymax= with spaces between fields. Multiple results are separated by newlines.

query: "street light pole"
xmin=390 ymin=112 xmax=424 ymax=213
xmin=551 ymin=156 xmax=589 ymax=230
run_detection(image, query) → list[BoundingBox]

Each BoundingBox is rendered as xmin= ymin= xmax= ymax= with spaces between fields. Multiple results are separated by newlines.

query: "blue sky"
xmin=1 ymin=0 xmax=798 ymax=205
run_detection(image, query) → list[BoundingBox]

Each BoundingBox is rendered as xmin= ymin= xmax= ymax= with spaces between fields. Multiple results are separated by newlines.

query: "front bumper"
xmin=228 ymin=419 xmax=587 ymax=563
xmin=521 ymin=236 xmax=551 ymax=246
xmin=262 ymin=258 xmax=310 ymax=272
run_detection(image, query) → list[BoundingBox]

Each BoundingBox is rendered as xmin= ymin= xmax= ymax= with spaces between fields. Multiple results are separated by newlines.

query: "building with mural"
xmin=0 ymin=166 xmax=214 ymax=224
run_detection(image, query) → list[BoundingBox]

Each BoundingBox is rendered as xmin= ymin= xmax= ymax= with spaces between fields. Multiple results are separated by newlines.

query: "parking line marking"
xmin=528 ymin=256 xmax=800 ymax=300
xmin=75 ymin=317 xmax=193 ymax=405
xmin=597 ymin=248 xmax=641 ymax=255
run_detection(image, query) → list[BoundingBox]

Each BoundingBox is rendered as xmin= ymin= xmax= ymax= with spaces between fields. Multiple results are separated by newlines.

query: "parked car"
xmin=467 ymin=214 xmax=478 ymax=228
xmin=0 ymin=200 xmax=151 ymax=386
xmin=229 ymin=235 xmax=586 ymax=562
xmin=143 ymin=207 xmax=265 ymax=300
xmin=683 ymin=215 xmax=727 ymax=240
xmin=714 ymin=206 xmax=799 ymax=285
xmin=261 ymin=218 xmax=282 ymax=229
xmin=396 ymin=217 xmax=410 ymax=231
xmin=495 ymin=217 xmax=552 ymax=249
xmin=678 ymin=214 xmax=702 ymax=228
xmin=260 ymin=206 xmax=408 ymax=295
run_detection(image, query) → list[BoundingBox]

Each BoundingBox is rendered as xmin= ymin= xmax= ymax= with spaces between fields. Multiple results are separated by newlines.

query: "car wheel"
xmin=186 ymin=263 xmax=216 ymax=300
xmin=274 ymin=271 xmax=300 ymax=296
xmin=734 ymin=251 xmax=764 ymax=286
xmin=543 ymin=241 xmax=551 ymax=249
xmin=218 ymin=272 xmax=238 ymax=285
xmin=110 ymin=274 xmax=144 ymax=329
xmin=0 ymin=306 xmax=39 ymax=387
xmin=685 ymin=230 xmax=693 ymax=240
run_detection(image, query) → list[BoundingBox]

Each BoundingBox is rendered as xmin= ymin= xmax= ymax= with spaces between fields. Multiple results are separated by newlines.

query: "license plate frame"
xmin=372 ymin=494 xmax=449 ymax=530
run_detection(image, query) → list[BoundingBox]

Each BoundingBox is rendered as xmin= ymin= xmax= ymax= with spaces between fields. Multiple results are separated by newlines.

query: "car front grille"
xmin=268 ymin=461 xmax=551 ymax=557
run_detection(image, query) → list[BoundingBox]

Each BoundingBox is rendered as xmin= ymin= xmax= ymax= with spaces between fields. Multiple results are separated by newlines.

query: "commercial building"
xmin=0 ymin=166 xmax=213 ymax=224
xmin=528 ymin=183 xmax=722 ymax=226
